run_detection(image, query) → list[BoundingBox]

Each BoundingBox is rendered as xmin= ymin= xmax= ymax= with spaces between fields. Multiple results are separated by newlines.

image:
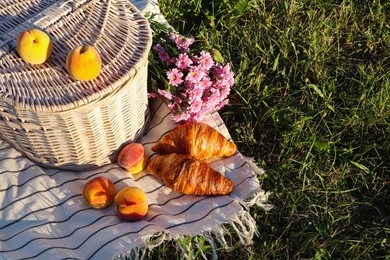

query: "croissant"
xmin=146 ymin=153 xmax=234 ymax=196
xmin=152 ymin=122 xmax=237 ymax=160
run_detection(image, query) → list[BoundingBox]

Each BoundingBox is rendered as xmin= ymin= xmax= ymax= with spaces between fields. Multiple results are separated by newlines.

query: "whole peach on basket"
xmin=16 ymin=28 xmax=53 ymax=65
xmin=117 ymin=143 xmax=148 ymax=174
xmin=66 ymin=45 xmax=102 ymax=81
xmin=82 ymin=176 xmax=116 ymax=209
xmin=115 ymin=187 xmax=148 ymax=221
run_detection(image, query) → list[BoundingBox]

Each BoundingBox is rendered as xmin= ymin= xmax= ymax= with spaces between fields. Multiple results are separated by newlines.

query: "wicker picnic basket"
xmin=0 ymin=0 xmax=152 ymax=170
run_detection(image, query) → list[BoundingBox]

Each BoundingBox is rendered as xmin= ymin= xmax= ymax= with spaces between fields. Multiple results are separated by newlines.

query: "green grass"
xmin=147 ymin=0 xmax=390 ymax=258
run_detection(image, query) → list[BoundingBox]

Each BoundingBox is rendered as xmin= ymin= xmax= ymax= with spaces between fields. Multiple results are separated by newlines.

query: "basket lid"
xmin=0 ymin=0 xmax=152 ymax=112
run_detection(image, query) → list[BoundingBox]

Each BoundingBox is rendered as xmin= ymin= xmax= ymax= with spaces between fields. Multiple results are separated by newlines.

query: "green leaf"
xmin=210 ymin=48 xmax=225 ymax=64
xmin=350 ymin=161 xmax=370 ymax=174
xmin=314 ymin=138 xmax=330 ymax=152
xmin=307 ymin=84 xmax=325 ymax=98
xmin=272 ymin=53 xmax=280 ymax=71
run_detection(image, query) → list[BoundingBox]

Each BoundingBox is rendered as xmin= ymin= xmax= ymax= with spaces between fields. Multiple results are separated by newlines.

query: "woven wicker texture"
xmin=0 ymin=0 xmax=152 ymax=170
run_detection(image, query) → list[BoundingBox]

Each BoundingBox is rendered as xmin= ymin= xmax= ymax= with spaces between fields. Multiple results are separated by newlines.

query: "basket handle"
xmin=0 ymin=0 xmax=90 ymax=55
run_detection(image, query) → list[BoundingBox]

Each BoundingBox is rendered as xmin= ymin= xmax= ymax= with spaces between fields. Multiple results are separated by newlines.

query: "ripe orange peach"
xmin=66 ymin=45 xmax=102 ymax=81
xmin=82 ymin=176 xmax=116 ymax=209
xmin=117 ymin=143 xmax=148 ymax=174
xmin=114 ymin=187 xmax=148 ymax=221
xmin=16 ymin=28 xmax=53 ymax=64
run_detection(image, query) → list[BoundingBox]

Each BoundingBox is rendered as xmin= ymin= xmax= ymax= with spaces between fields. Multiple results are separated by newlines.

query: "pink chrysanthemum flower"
xmin=153 ymin=44 xmax=170 ymax=63
xmin=185 ymin=37 xmax=195 ymax=46
xmin=147 ymin=92 xmax=159 ymax=99
xmin=198 ymin=51 xmax=214 ymax=71
xmin=198 ymin=76 xmax=212 ymax=89
xmin=215 ymin=98 xmax=229 ymax=110
xmin=185 ymin=67 xmax=204 ymax=83
xmin=169 ymin=32 xmax=183 ymax=45
xmin=172 ymin=112 xmax=191 ymax=123
xmin=167 ymin=102 xmax=179 ymax=112
xmin=167 ymin=68 xmax=183 ymax=86
xmin=188 ymin=97 xmax=202 ymax=113
xmin=186 ymin=84 xmax=204 ymax=102
xmin=178 ymin=37 xmax=195 ymax=52
xmin=176 ymin=53 xmax=193 ymax=70
xmin=169 ymin=32 xmax=194 ymax=53
xmin=169 ymin=32 xmax=176 ymax=42
xmin=157 ymin=89 xmax=173 ymax=100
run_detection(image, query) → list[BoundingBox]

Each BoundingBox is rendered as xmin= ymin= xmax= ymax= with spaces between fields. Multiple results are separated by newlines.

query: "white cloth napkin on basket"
xmin=0 ymin=1 xmax=270 ymax=259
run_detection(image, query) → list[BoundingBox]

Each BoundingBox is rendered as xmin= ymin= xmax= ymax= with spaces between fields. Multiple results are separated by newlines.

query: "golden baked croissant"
xmin=146 ymin=153 xmax=234 ymax=195
xmin=151 ymin=122 xmax=237 ymax=160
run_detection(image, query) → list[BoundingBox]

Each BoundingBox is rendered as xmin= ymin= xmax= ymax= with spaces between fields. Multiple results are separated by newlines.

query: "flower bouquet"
xmin=148 ymin=18 xmax=235 ymax=123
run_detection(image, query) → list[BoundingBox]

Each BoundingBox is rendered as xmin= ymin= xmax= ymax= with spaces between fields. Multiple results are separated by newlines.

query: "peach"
xmin=114 ymin=187 xmax=148 ymax=221
xmin=16 ymin=28 xmax=53 ymax=64
xmin=82 ymin=176 xmax=116 ymax=209
xmin=66 ymin=45 xmax=102 ymax=81
xmin=117 ymin=143 xmax=148 ymax=174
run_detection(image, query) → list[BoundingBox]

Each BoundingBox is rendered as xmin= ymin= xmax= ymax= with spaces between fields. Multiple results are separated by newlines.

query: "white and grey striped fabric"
xmin=0 ymin=1 xmax=269 ymax=259
xmin=1 ymin=98 xmax=269 ymax=259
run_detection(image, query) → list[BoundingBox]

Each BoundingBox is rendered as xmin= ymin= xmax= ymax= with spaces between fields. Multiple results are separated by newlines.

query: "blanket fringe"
xmin=242 ymin=157 xmax=274 ymax=211
xmin=245 ymin=156 xmax=266 ymax=177
xmin=243 ymin=190 xmax=273 ymax=211
xmin=115 ymin=209 xmax=261 ymax=260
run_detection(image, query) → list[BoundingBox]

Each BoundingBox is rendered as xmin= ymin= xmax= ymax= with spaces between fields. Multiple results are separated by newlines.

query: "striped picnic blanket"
xmin=0 ymin=1 xmax=270 ymax=259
